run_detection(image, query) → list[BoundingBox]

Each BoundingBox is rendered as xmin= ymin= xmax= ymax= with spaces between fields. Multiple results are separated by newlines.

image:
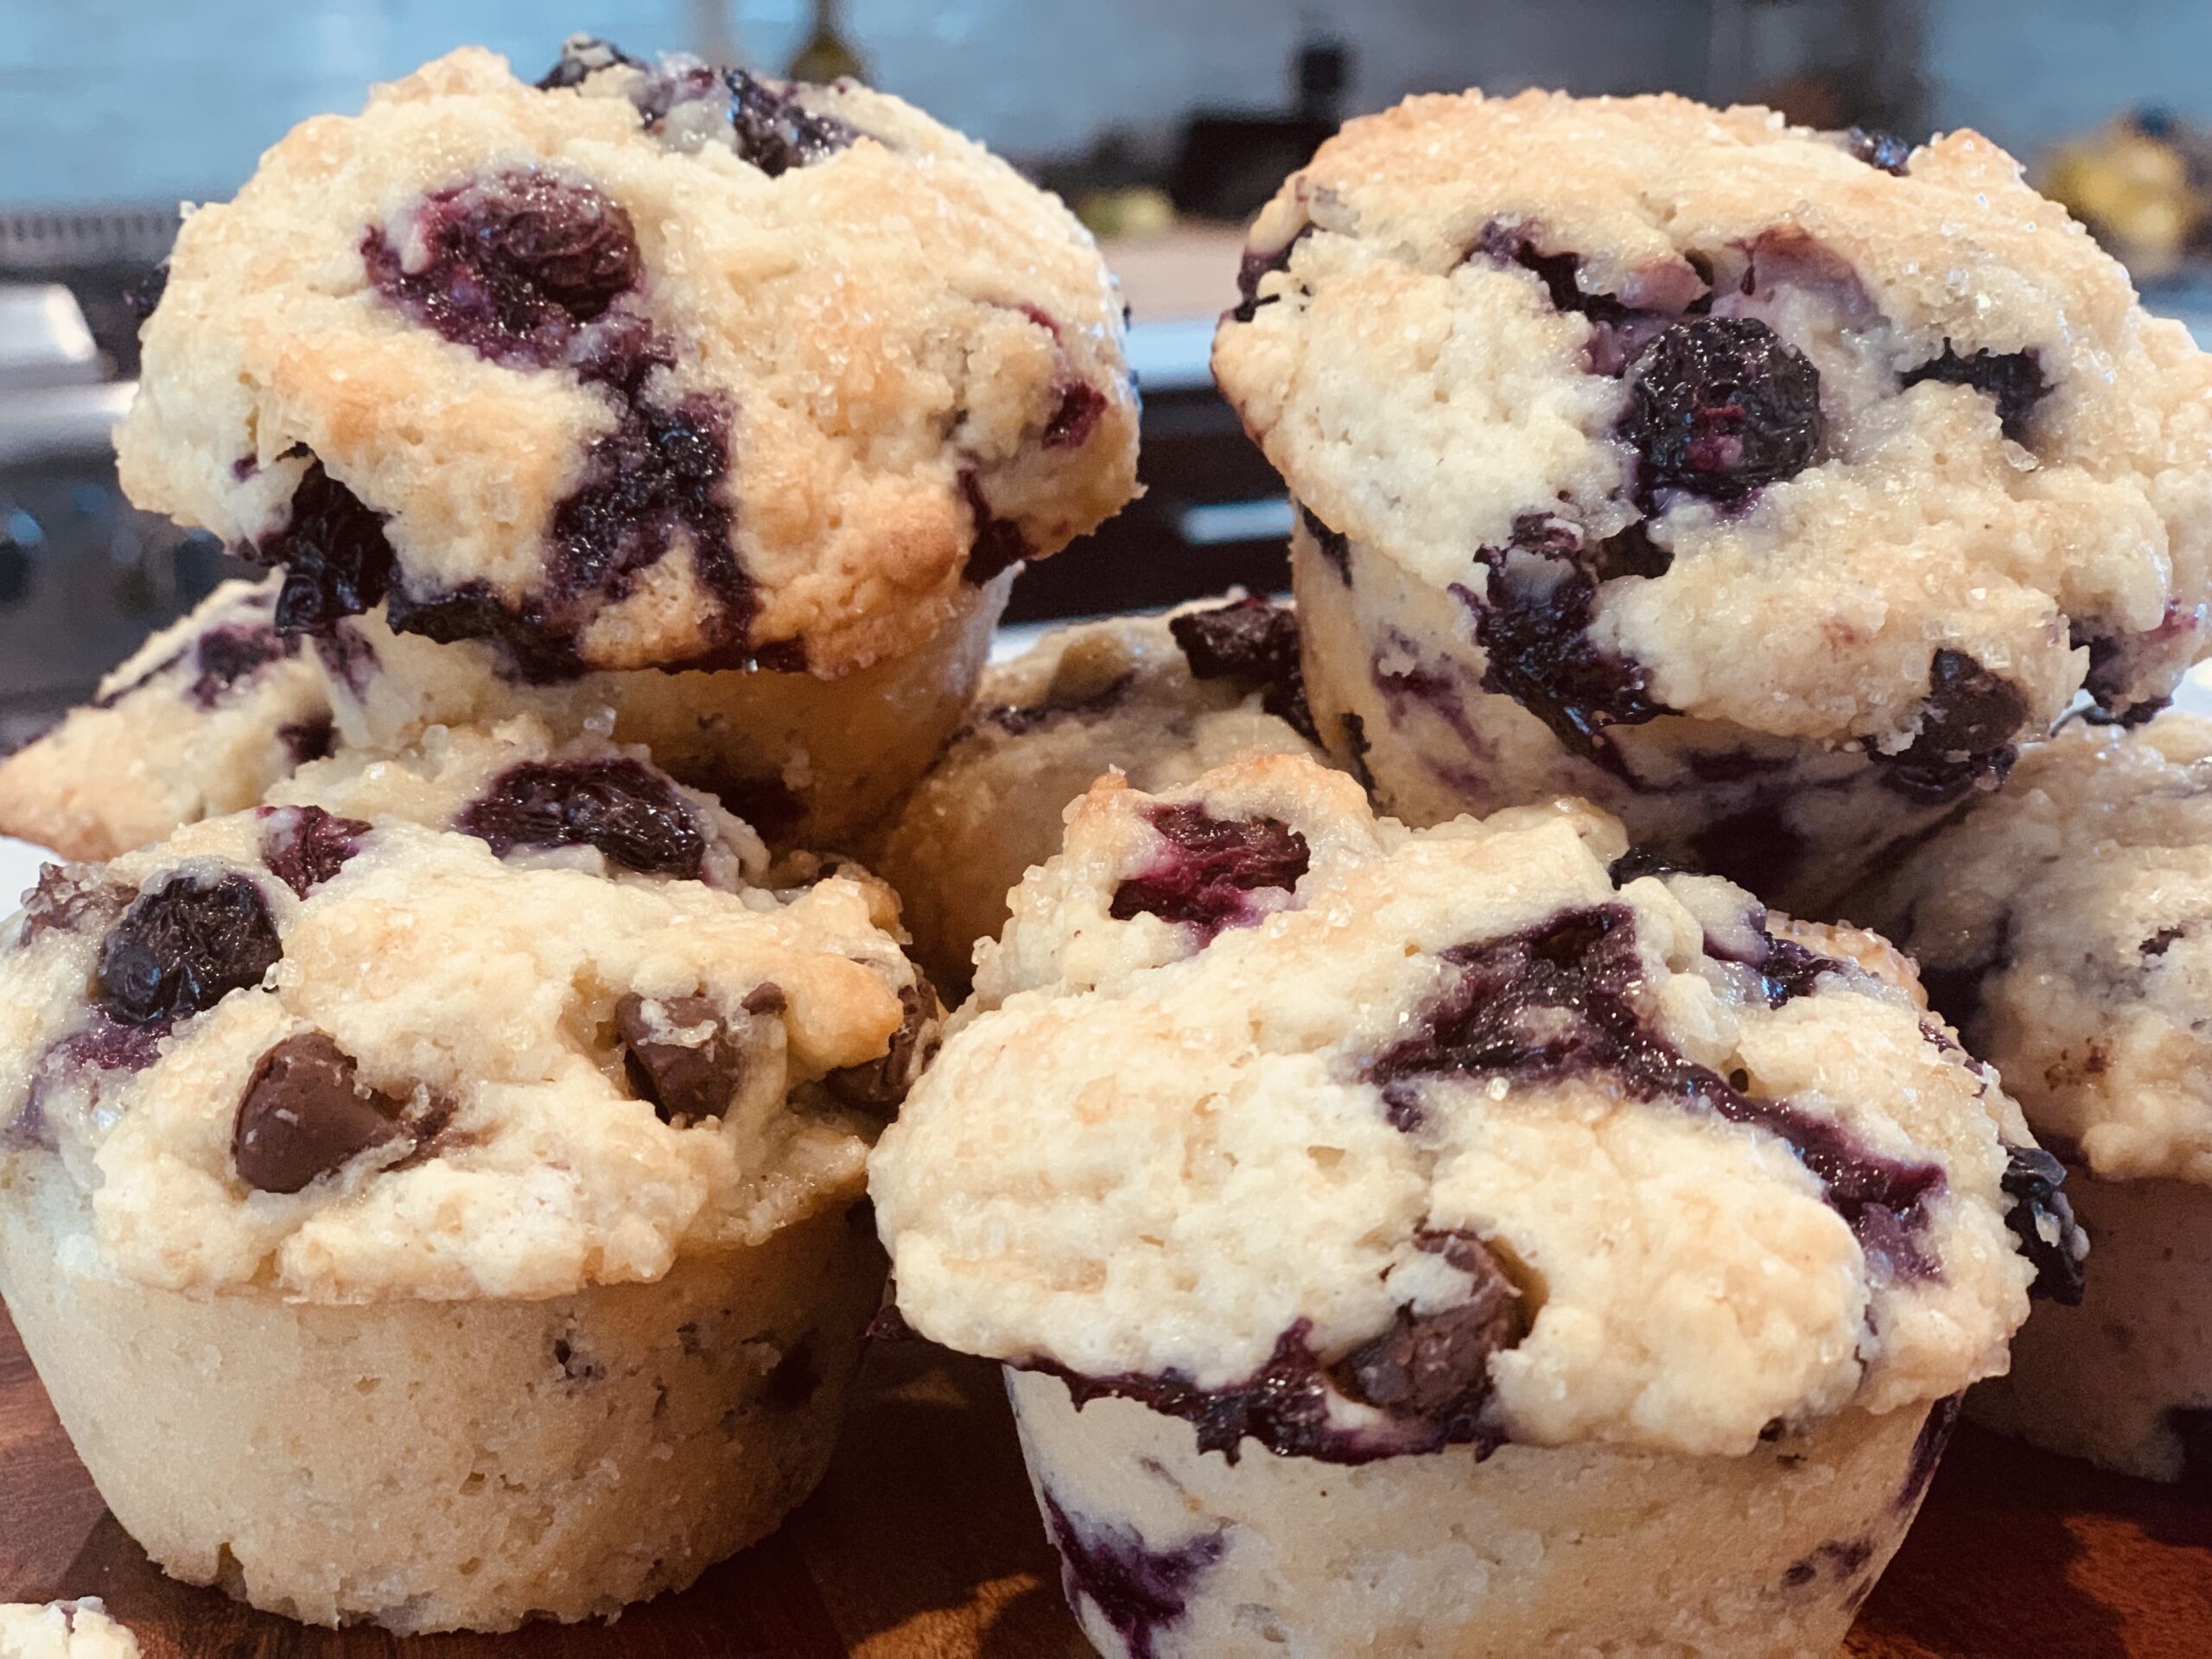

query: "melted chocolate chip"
xmin=1033 ymin=1315 xmax=1507 ymax=1466
xmin=457 ymin=759 xmax=706 ymax=877
xmin=1109 ymin=803 xmax=1311 ymax=940
xmin=616 ymin=992 xmax=777 ymax=1123
xmin=824 ymin=977 xmax=943 ymax=1114
xmin=363 ymin=171 xmax=642 ymax=368
xmin=95 ymin=874 xmax=283 ymax=1027
xmin=257 ymin=461 xmax=397 ymax=636
xmin=1901 ymin=345 xmax=2046 ymax=443
xmin=1624 ymin=316 xmax=1822 ymax=503
xmin=1368 ymin=906 xmax=1945 ymax=1270
xmin=1881 ymin=650 xmax=2026 ymax=805
xmin=1041 ymin=1491 xmax=1224 ymax=1659
xmin=959 ymin=470 xmax=1031 ymax=583
xmin=1331 ymin=1231 xmax=1521 ymax=1427
xmin=1042 ymin=382 xmax=1107 ymax=450
xmin=257 ymin=805 xmax=370 ymax=899
xmin=1840 ymin=126 xmax=1915 ymax=175
xmin=1999 ymin=1146 xmax=2087 ymax=1305
xmin=726 ymin=68 xmax=859 ymax=176
xmin=1298 ymin=504 xmax=1351 ymax=582
xmin=1168 ymin=596 xmax=1317 ymax=740
xmin=232 ymin=1033 xmax=408 ymax=1193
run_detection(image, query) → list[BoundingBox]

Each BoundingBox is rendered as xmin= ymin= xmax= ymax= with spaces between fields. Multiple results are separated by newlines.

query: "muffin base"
xmin=0 ymin=1159 xmax=884 ymax=1632
xmin=1007 ymin=1368 xmax=1947 ymax=1659
xmin=1293 ymin=521 xmax=1977 ymax=915
xmin=315 ymin=572 xmax=1014 ymax=850
xmin=1971 ymin=1172 xmax=2212 ymax=1484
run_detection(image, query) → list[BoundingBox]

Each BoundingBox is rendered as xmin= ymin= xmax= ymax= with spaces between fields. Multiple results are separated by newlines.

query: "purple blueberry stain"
xmin=1042 ymin=382 xmax=1107 ymax=450
xmin=1452 ymin=517 xmax=1662 ymax=757
xmin=1108 ymin=802 xmax=1311 ymax=941
xmin=309 ymin=624 xmax=380 ymax=702
xmin=1168 ymin=595 xmax=1317 ymax=740
xmin=1901 ymin=345 xmax=2046 ymax=444
xmin=1999 ymin=1146 xmax=2087 ymax=1304
xmin=363 ymin=171 xmax=642 ymax=369
xmin=93 ymin=873 xmax=283 ymax=1028
xmin=15 ymin=865 xmax=125 ymax=949
xmin=1298 ymin=504 xmax=1351 ymax=582
xmin=257 ymin=805 xmax=371 ymax=899
xmin=1880 ymin=649 xmax=2026 ymax=806
xmin=959 ymin=470 xmax=1031 ymax=584
xmin=1039 ymin=1491 xmax=1224 ymax=1659
xmin=1622 ymin=315 xmax=1822 ymax=505
xmin=986 ymin=671 xmax=1135 ymax=738
xmin=456 ymin=758 xmax=706 ymax=878
xmin=1781 ymin=1537 xmax=1876 ymax=1590
xmin=1229 ymin=225 xmax=1312 ymax=324
xmin=1895 ymin=1393 xmax=1963 ymax=1514
xmin=1367 ymin=906 xmax=1946 ymax=1273
xmin=187 ymin=623 xmax=298 ymax=709
xmin=276 ymin=716 xmax=336 ymax=766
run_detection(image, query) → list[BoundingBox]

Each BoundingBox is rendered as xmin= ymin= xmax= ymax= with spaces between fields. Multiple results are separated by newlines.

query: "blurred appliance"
xmin=0 ymin=208 xmax=239 ymax=753
xmin=1167 ymin=34 xmax=1346 ymax=222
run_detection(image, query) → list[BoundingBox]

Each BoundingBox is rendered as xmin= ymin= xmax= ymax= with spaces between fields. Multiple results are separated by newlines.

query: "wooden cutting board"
xmin=2 ymin=1306 xmax=2206 ymax=1656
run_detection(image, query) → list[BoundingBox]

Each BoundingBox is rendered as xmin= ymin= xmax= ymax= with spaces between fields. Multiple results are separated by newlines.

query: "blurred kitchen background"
xmin=6 ymin=0 xmax=2212 ymax=745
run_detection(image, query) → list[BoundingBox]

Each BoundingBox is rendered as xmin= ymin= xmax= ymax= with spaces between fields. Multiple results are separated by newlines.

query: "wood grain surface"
xmin=2 ymin=1306 xmax=2205 ymax=1656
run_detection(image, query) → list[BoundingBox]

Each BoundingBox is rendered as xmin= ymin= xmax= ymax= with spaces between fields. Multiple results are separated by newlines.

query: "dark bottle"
xmin=788 ymin=0 xmax=865 ymax=84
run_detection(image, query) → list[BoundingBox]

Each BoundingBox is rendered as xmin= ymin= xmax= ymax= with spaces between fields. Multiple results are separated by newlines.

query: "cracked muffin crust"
xmin=879 ymin=753 xmax=2054 ymax=1460
xmin=1 ymin=724 xmax=934 ymax=1301
xmin=869 ymin=594 xmax=1331 ymax=989
xmin=0 ymin=577 xmax=332 ymax=862
xmin=1214 ymin=91 xmax=2212 ymax=906
xmin=0 ymin=724 xmax=936 ymax=1629
xmin=1859 ymin=714 xmax=2212 ymax=1484
xmin=874 ymin=753 xmax=2063 ymax=1656
xmin=116 ymin=41 xmax=1136 ymax=682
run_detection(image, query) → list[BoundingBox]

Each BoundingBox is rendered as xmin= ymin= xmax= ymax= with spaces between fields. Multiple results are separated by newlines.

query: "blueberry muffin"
xmin=0 ymin=732 xmax=938 ymax=1630
xmin=116 ymin=39 xmax=1137 ymax=682
xmin=309 ymin=568 xmax=1010 ymax=849
xmin=0 ymin=1603 xmax=138 ymax=1659
xmin=870 ymin=594 xmax=1330 ymax=988
xmin=0 ymin=577 xmax=332 ymax=861
xmin=1859 ymin=714 xmax=2212 ymax=1483
xmin=1214 ymin=91 xmax=2212 ymax=911
xmin=874 ymin=753 xmax=2065 ymax=1656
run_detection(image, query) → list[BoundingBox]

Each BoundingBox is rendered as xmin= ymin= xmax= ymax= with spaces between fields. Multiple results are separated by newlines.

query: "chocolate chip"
xmin=616 ymin=992 xmax=779 ymax=1123
xmin=232 ymin=1033 xmax=407 ymax=1193
xmin=823 ymin=976 xmax=943 ymax=1114
xmin=1332 ymin=1231 xmax=1521 ymax=1423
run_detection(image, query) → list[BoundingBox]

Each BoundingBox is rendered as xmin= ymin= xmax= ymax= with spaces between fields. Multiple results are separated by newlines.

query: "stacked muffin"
xmin=866 ymin=88 xmax=2211 ymax=1658
xmin=0 ymin=36 xmax=1135 ymax=1636
xmin=3 ymin=55 xmax=2208 ymax=1657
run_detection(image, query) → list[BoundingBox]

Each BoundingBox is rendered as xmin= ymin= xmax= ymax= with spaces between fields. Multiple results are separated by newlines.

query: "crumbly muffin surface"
xmin=118 ymin=41 xmax=1136 ymax=680
xmin=2 ymin=726 xmax=936 ymax=1302
xmin=871 ymin=594 xmax=1329 ymax=987
xmin=1862 ymin=714 xmax=2212 ymax=1185
xmin=0 ymin=1602 xmax=139 ymax=1659
xmin=874 ymin=753 xmax=2053 ymax=1462
xmin=0 ymin=577 xmax=331 ymax=861
xmin=1215 ymin=91 xmax=2212 ymax=773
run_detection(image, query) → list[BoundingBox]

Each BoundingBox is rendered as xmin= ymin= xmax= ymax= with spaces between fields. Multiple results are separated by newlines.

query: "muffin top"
xmin=871 ymin=594 xmax=1330 ymax=988
xmin=1862 ymin=713 xmax=2212 ymax=1186
xmin=0 ymin=722 xmax=936 ymax=1303
xmin=0 ymin=1602 xmax=139 ymax=1659
xmin=0 ymin=576 xmax=333 ymax=862
xmin=116 ymin=40 xmax=1137 ymax=682
xmin=1214 ymin=91 xmax=2212 ymax=781
xmin=874 ymin=753 xmax=2063 ymax=1464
